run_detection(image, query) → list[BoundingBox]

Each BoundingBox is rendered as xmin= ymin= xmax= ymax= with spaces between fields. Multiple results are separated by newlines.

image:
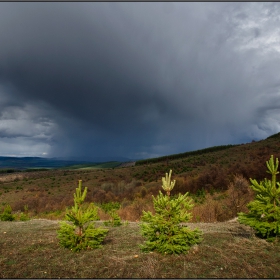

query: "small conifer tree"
xmin=0 ymin=204 xmax=15 ymax=221
xmin=57 ymin=180 xmax=108 ymax=251
xmin=238 ymin=155 xmax=280 ymax=242
xmin=101 ymin=202 xmax=122 ymax=227
xmin=140 ymin=170 xmax=203 ymax=254
xmin=104 ymin=210 xmax=122 ymax=227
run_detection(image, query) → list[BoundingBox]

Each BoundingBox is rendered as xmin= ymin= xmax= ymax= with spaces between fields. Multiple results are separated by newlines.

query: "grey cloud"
xmin=0 ymin=2 xmax=279 ymax=159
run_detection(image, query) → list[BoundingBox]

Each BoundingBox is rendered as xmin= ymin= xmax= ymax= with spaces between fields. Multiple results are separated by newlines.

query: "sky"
xmin=0 ymin=2 xmax=280 ymax=161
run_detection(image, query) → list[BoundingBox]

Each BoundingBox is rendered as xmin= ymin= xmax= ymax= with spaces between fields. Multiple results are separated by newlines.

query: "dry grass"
xmin=1 ymin=135 xmax=280 ymax=277
xmin=1 ymin=219 xmax=280 ymax=278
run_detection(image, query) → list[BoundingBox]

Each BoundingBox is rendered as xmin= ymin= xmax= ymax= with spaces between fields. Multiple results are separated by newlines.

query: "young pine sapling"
xmin=238 ymin=155 xmax=280 ymax=242
xmin=140 ymin=170 xmax=203 ymax=254
xmin=57 ymin=180 xmax=108 ymax=251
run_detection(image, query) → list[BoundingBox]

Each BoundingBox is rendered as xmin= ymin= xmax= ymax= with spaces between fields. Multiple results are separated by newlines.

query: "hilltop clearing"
xmin=0 ymin=218 xmax=279 ymax=278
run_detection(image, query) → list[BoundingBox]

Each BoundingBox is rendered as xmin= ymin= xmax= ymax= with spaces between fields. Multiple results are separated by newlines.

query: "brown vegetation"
xmin=1 ymin=133 xmax=280 ymax=277
xmin=0 ymin=133 xmax=280 ymax=222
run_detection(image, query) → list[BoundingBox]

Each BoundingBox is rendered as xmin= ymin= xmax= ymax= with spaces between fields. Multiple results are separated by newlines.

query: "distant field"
xmin=74 ymin=161 xmax=122 ymax=169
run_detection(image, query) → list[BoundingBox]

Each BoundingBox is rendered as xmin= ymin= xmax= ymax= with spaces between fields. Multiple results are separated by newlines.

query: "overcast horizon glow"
xmin=0 ymin=2 xmax=280 ymax=160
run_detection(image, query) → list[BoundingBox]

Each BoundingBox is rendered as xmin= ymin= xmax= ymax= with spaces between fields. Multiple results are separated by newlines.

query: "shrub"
xmin=18 ymin=212 xmax=30 ymax=221
xmin=191 ymin=193 xmax=225 ymax=222
xmin=57 ymin=180 xmax=108 ymax=252
xmin=103 ymin=210 xmax=122 ymax=227
xmin=0 ymin=204 xmax=15 ymax=221
xmin=140 ymin=170 xmax=203 ymax=254
xmin=238 ymin=155 xmax=280 ymax=242
xmin=99 ymin=202 xmax=121 ymax=213
xmin=118 ymin=197 xmax=154 ymax=221
xmin=224 ymin=174 xmax=252 ymax=218
xmin=100 ymin=202 xmax=122 ymax=227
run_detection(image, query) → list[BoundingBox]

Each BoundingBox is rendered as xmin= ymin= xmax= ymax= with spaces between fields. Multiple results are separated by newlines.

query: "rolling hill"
xmin=0 ymin=131 xmax=280 ymax=223
xmin=1 ymin=132 xmax=280 ymax=279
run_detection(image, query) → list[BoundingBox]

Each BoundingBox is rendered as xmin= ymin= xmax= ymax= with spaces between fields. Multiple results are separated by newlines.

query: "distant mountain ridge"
xmin=0 ymin=155 xmax=137 ymax=170
xmin=0 ymin=156 xmax=97 ymax=170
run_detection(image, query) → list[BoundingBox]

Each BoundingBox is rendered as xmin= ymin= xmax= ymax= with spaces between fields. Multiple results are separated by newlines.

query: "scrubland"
xmin=1 ymin=133 xmax=280 ymax=277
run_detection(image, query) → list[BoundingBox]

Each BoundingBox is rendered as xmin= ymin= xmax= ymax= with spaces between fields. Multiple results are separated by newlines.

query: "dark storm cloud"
xmin=0 ymin=2 xmax=280 ymax=159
